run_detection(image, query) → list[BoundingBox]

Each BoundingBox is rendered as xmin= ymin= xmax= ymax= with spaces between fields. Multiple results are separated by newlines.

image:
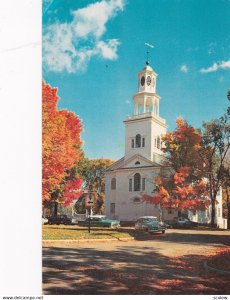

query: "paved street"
xmin=43 ymin=229 xmax=230 ymax=295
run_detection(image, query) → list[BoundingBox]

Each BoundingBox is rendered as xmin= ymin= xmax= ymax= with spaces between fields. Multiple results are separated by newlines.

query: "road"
xmin=43 ymin=228 xmax=230 ymax=295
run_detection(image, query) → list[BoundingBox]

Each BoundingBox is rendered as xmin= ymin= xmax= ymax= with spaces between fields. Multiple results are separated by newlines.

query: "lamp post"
xmin=85 ymin=168 xmax=103 ymax=233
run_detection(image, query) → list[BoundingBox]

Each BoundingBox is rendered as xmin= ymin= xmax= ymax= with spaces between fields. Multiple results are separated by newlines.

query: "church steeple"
xmin=133 ymin=62 xmax=160 ymax=116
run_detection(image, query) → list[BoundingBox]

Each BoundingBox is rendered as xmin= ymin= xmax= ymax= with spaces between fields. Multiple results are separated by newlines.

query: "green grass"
xmin=42 ymin=225 xmax=136 ymax=240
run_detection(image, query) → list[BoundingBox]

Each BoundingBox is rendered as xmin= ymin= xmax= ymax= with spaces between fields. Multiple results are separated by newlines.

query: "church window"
xmin=129 ymin=179 xmax=132 ymax=191
xmin=157 ymin=137 xmax=160 ymax=149
xmin=134 ymin=173 xmax=141 ymax=191
xmin=111 ymin=178 xmax=116 ymax=190
xmin=135 ymin=134 xmax=141 ymax=148
xmin=142 ymin=137 xmax=145 ymax=147
xmin=135 ymin=161 xmax=140 ymax=165
xmin=132 ymin=139 xmax=134 ymax=148
xmin=110 ymin=203 xmax=115 ymax=214
xmin=142 ymin=178 xmax=146 ymax=191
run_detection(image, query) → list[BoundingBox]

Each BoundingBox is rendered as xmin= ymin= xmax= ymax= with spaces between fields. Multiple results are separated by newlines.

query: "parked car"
xmin=78 ymin=215 xmax=120 ymax=228
xmin=135 ymin=216 xmax=166 ymax=234
xmin=165 ymin=217 xmax=198 ymax=229
xmin=42 ymin=217 xmax=48 ymax=225
xmin=48 ymin=214 xmax=72 ymax=225
xmin=66 ymin=215 xmax=79 ymax=225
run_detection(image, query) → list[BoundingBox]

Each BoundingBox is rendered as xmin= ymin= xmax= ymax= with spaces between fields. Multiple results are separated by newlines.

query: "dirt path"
xmin=43 ymin=229 xmax=230 ymax=295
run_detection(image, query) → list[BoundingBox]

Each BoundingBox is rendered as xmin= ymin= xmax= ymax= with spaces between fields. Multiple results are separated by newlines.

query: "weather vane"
xmin=144 ymin=42 xmax=154 ymax=65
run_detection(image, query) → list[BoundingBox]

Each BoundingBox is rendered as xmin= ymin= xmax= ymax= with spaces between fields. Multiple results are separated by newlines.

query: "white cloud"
xmin=72 ymin=0 xmax=124 ymax=38
xmin=200 ymin=59 xmax=230 ymax=73
xmin=180 ymin=65 xmax=188 ymax=73
xmin=43 ymin=0 xmax=125 ymax=73
xmin=125 ymin=99 xmax=131 ymax=104
xmin=97 ymin=39 xmax=120 ymax=59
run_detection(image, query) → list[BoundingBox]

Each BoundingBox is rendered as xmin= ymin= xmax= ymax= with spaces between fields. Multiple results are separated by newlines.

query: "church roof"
xmin=105 ymin=154 xmax=165 ymax=172
xmin=142 ymin=64 xmax=153 ymax=72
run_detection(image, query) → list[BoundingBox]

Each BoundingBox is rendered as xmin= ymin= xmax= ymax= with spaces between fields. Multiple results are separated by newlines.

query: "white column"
xmin=153 ymin=99 xmax=156 ymax=115
xmin=143 ymin=97 xmax=146 ymax=113
xmin=157 ymin=99 xmax=159 ymax=116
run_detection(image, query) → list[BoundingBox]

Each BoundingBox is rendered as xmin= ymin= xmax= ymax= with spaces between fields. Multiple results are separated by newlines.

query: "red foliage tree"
xmin=162 ymin=118 xmax=203 ymax=180
xmin=143 ymin=166 xmax=210 ymax=215
xmin=142 ymin=118 xmax=210 ymax=216
xmin=42 ymin=81 xmax=83 ymax=206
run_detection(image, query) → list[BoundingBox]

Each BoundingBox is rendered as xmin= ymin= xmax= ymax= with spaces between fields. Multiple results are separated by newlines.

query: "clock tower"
xmin=124 ymin=61 xmax=167 ymax=162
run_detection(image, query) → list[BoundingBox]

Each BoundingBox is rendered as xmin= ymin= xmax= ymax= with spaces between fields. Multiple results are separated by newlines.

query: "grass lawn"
xmin=42 ymin=225 xmax=138 ymax=240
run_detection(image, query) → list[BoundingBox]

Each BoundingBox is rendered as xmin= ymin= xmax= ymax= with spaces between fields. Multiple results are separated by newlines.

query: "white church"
xmin=104 ymin=60 xmax=226 ymax=228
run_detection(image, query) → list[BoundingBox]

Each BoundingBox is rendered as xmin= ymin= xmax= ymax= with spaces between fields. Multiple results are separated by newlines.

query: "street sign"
xmin=85 ymin=193 xmax=95 ymax=207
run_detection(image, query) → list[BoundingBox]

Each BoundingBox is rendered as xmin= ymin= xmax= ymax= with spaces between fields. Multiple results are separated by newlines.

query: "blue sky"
xmin=43 ymin=0 xmax=230 ymax=160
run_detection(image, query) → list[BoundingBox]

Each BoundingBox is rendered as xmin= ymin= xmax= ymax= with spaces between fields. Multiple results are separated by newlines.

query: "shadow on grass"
xmin=43 ymin=226 xmax=230 ymax=245
xmin=43 ymin=244 xmax=230 ymax=295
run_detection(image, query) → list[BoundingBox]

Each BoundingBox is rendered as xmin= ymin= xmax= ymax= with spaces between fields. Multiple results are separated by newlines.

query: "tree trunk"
xmin=211 ymin=197 xmax=216 ymax=228
xmin=53 ymin=201 xmax=58 ymax=216
xmin=227 ymin=202 xmax=230 ymax=230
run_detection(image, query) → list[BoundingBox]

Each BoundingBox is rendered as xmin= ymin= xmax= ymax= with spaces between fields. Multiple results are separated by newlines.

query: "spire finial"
xmin=144 ymin=42 xmax=154 ymax=66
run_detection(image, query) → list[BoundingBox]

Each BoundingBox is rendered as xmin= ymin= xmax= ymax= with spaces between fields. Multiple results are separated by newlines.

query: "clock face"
xmin=147 ymin=76 xmax=151 ymax=86
xmin=141 ymin=76 xmax=145 ymax=86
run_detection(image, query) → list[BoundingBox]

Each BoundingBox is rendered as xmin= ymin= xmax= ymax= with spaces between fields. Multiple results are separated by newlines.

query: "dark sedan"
xmin=165 ymin=218 xmax=198 ymax=229
xmin=48 ymin=215 xmax=72 ymax=225
xmin=135 ymin=217 xmax=166 ymax=234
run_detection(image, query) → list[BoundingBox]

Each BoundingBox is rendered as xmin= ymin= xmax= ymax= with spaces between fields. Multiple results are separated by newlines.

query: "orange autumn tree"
xmin=42 ymin=81 xmax=83 ymax=208
xmin=143 ymin=167 xmax=210 ymax=216
xmin=142 ymin=118 xmax=210 ymax=216
xmin=162 ymin=117 xmax=204 ymax=180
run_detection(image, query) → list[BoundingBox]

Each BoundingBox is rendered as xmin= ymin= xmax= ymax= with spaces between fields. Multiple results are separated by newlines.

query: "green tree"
xmin=200 ymin=113 xmax=230 ymax=227
xmin=74 ymin=157 xmax=114 ymax=214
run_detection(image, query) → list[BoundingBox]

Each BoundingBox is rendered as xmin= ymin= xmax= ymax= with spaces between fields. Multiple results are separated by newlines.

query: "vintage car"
xmin=165 ymin=217 xmax=198 ymax=229
xmin=78 ymin=215 xmax=120 ymax=228
xmin=48 ymin=214 xmax=72 ymax=225
xmin=135 ymin=216 xmax=166 ymax=234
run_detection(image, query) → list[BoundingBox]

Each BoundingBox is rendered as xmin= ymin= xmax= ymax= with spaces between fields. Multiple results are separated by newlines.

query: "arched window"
xmin=134 ymin=173 xmax=141 ymax=191
xmin=157 ymin=137 xmax=160 ymax=149
xmin=135 ymin=161 xmax=140 ymax=165
xmin=135 ymin=134 xmax=141 ymax=148
xmin=111 ymin=178 xmax=116 ymax=190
